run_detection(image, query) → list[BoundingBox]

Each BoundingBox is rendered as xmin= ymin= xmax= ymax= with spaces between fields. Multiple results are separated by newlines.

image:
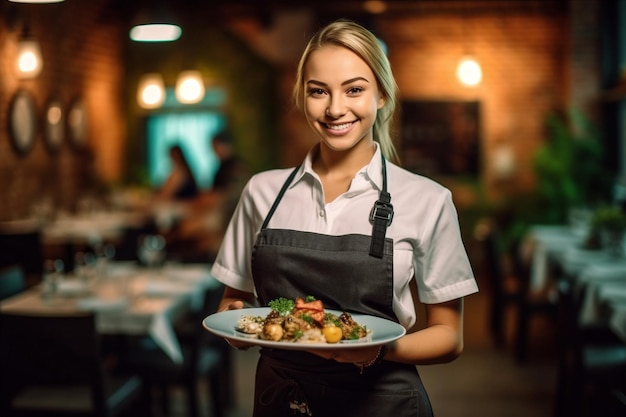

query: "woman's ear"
xmin=377 ymin=95 xmax=386 ymax=109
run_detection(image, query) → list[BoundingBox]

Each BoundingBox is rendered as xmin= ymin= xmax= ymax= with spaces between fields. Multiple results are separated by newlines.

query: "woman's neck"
xmin=312 ymin=141 xmax=376 ymax=203
xmin=313 ymin=141 xmax=375 ymax=176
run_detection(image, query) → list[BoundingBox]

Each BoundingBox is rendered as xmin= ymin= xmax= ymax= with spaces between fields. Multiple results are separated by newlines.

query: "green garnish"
xmin=348 ymin=327 xmax=362 ymax=340
xmin=304 ymin=295 xmax=316 ymax=302
xmin=324 ymin=313 xmax=341 ymax=327
xmin=301 ymin=314 xmax=313 ymax=324
xmin=268 ymin=297 xmax=295 ymax=316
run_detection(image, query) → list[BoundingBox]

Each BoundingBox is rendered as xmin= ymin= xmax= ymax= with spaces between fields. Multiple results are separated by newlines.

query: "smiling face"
xmin=303 ymin=45 xmax=385 ymax=155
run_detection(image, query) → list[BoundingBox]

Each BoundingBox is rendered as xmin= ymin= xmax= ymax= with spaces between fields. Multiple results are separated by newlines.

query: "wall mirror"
xmin=44 ymin=99 xmax=64 ymax=153
xmin=68 ymin=98 xmax=88 ymax=148
xmin=8 ymin=90 xmax=37 ymax=155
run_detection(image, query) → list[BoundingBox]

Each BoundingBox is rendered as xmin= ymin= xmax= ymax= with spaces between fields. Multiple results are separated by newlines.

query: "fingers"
xmin=228 ymin=300 xmax=245 ymax=310
xmin=225 ymin=337 xmax=253 ymax=351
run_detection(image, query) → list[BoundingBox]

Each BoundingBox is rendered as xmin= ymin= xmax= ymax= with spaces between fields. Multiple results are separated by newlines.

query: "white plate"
xmin=202 ymin=307 xmax=406 ymax=350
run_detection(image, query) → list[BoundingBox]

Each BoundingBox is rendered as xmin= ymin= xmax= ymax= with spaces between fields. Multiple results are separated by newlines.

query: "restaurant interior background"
xmin=1 ymin=0 xmax=622 ymax=222
xmin=1 ymin=0 xmax=626 ymax=416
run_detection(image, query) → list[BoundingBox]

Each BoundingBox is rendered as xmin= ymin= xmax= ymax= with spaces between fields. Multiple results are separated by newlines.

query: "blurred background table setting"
xmin=0 ymin=255 xmax=221 ymax=365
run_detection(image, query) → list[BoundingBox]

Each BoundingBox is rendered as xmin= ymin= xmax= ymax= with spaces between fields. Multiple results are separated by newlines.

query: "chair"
xmin=477 ymin=219 xmax=522 ymax=347
xmin=554 ymin=303 xmax=626 ymax=417
xmin=121 ymin=282 xmax=228 ymax=417
xmin=477 ymin=218 xmax=559 ymax=361
xmin=0 ymin=228 xmax=45 ymax=287
xmin=0 ymin=264 xmax=26 ymax=301
xmin=510 ymin=236 xmax=560 ymax=362
xmin=0 ymin=311 xmax=148 ymax=417
xmin=114 ymin=217 xmax=159 ymax=263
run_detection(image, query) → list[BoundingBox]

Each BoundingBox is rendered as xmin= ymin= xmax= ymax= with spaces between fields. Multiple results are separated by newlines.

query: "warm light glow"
xmin=47 ymin=103 xmax=62 ymax=125
xmin=175 ymin=71 xmax=205 ymax=104
xmin=16 ymin=40 xmax=42 ymax=78
xmin=363 ymin=0 xmax=387 ymax=14
xmin=137 ymin=73 xmax=165 ymax=109
xmin=129 ymin=24 xmax=181 ymax=42
xmin=457 ymin=56 xmax=482 ymax=87
xmin=9 ymin=0 xmax=65 ymax=3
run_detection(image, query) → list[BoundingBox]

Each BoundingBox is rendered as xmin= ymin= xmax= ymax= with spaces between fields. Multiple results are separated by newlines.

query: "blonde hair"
xmin=292 ymin=20 xmax=399 ymax=163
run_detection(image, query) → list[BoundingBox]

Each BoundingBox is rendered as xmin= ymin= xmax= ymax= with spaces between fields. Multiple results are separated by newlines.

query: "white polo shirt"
xmin=211 ymin=144 xmax=478 ymax=328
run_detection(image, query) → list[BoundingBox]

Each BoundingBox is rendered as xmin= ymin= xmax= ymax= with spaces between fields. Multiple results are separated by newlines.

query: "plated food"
xmin=203 ymin=301 xmax=406 ymax=350
xmin=236 ymin=296 xmax=370 ymax=344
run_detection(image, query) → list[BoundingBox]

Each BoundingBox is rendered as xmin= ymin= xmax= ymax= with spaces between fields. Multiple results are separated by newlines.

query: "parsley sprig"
xmin=268 ymin=297 xmax=295 ymax=316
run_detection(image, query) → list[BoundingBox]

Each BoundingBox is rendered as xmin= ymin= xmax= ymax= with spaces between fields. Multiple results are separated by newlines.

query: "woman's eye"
xmin=308 ymin=88 xmax=326 ymax=96
xmin=347 ymin=86 xmax=363 ymax=95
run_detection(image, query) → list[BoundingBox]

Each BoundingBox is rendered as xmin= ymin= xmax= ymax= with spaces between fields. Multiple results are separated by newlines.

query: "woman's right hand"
xmin=218 ymin=287 xmax=258 ymax=350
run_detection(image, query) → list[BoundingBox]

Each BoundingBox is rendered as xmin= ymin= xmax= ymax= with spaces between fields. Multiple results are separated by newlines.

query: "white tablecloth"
xmin=0 ymin=262 xmax=220 ymax=364
xmin=526 ymin=225 xmax=626 ymax=343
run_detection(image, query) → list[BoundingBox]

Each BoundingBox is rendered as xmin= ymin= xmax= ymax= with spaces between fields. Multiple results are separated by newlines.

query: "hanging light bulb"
xmin=16 ymin=39 xmax=42 ymax=78
xmin=175 ymin=70 xmax=205 ymax=104
xmin=456 ymin=56 xmax=482 ymax=87
xmin=137 ymin=73 xmax=165 ymax=109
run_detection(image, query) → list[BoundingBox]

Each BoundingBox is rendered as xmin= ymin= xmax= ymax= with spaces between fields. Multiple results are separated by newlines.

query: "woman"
xmin=211 ymin=20 xmax=478 ymax=416
xmin=156 ymin=144 xmax=199 ymax=201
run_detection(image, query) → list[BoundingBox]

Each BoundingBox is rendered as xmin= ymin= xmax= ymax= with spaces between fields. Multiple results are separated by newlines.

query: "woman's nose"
xmin=325 ymin=97 xmax=346 ymax=119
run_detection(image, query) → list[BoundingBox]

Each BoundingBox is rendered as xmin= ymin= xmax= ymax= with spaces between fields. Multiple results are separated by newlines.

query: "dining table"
xmin=525 ymin=224 xmax=626 ymax=343
xmin=0 ymin=261 xmax=221 ymax=364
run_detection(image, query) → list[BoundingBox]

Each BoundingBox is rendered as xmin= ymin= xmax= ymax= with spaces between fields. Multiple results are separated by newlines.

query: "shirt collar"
xmin=292 ymin=143 xmax=385 ymax=192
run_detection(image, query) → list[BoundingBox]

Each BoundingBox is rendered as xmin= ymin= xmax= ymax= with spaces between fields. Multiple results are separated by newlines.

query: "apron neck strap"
xmin=261 ymin=154 xmax=394 ymax=259
xmin=369 ymin=154 xmax=394 ymax=258
xmin=261 ymin=165 xmax=300 ymax=230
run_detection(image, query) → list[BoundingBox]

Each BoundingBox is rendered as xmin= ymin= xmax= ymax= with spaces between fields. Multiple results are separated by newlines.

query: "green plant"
xmin=533 ymin=108 xmax=612 ymax=224
xmin=498 ymin=108 xmax=614 ymax=251
xmin=591 ymin=205 xmax=626 ymax=233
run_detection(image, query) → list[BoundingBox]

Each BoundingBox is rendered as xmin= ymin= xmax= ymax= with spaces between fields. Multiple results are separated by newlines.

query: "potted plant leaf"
xmin=591 ymin=205 xmax=626 ymax=256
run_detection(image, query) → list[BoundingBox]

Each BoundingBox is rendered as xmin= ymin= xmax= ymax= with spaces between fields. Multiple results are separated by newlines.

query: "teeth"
xmin=326 ymin=122 xmax=353 ymax=130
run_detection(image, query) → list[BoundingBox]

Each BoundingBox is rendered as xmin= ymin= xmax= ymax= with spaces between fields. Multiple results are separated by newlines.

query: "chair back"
xmin=197 ymin=282 xmax=225 ymax=340
xmin=0 ymin=229 xmax=45 ymax=279
xmin=0 ymin=264 xmax=26 ymax=301
xmin=0 ymin=312 xmax=107 ymax=414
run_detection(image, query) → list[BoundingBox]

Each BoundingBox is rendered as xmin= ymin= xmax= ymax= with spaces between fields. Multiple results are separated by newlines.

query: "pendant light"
xmin=16 ymin=39 xmax=42 ymax=78
xmin=175 ymin=70 xmax=205 ymax=104
xmin=137 ymin=73 xmax=166 ymax=109
xmin=129 ymin=1 xmax=181 ymax=42
xmin=456 ymin=10 xmax=482 ymax=87
xmin=15 ymin=23 xmax=42 ymax=79
xmin=129 ymin=24 xmax=181 ymax=42
xmin=456 ymin=56 xmax=482 ymax=87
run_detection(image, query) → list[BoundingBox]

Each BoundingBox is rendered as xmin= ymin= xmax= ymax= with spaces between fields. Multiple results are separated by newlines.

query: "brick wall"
xmin=377 ymin=9 xmax=570 ymax=202
xmin=0 ymin=0 xmax=601 ymax=220
xmin=0 ymin=0 xmax=126 ymax=220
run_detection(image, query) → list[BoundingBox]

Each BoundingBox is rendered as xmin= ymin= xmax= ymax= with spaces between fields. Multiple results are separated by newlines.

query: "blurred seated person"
xmin=166 ymin=130 xmax=250 ymax=262
xmin=155 ymin=144 xmax=199 ymax=202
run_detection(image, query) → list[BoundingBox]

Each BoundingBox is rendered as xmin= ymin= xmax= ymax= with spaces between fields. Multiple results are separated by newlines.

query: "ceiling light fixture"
xmin=129 ymin=2 xmax=181 ymax=42
xmin=129 ymin=23 xmax=181 ymax=42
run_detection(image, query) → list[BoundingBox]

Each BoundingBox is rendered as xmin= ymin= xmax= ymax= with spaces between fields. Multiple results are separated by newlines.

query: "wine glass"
xmin=137 ymin=234 xmax=166 ymax=269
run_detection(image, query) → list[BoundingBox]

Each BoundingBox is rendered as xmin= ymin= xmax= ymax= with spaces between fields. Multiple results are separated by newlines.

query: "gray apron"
xmin=250 ymin=156 xmax=433 ymax=417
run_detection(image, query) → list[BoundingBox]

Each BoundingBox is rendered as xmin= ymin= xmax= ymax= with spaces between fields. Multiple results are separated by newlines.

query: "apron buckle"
xmin=370 ymin=201 xmax=394 ymax=226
